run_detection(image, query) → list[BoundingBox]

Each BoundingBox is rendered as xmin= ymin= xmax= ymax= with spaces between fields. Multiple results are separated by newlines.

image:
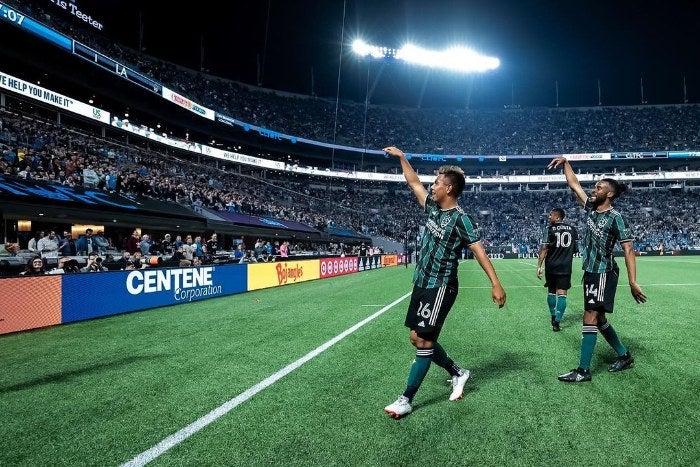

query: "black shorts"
xmin=405 ymin=284 xmax=458 ymax=339
xmin=544 ymin=271 xmax=572 ymax=293
xmin=583 ymin=268 xmax=619 ymax=313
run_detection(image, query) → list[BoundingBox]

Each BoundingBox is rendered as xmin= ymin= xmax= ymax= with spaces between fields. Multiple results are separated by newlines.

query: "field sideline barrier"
xmin=0 ymin=255 xmax=408 ymax=336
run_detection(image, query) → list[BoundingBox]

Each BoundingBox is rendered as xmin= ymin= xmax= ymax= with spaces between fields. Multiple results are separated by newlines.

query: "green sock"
xmin=431 ymin=342 xmax=450 ymax=366
xmin=599 ymin=322 xmax=627 ymax=356
xmin=432 ymin=342 xmax=460 ymax=376
xmin=555 ymin=295 xmax=567 ymax=322
xmin=547 ymin=294 xmax=556 ymax=316
xmin=404 ymin=349 xmax=433 ymax=401
xmin=579 ymin=326 xmax=598 ymax=370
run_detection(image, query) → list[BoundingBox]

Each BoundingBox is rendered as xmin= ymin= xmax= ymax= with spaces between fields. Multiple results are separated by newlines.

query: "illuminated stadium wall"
xmin=0 ymin=255 xmax=403 ymax=335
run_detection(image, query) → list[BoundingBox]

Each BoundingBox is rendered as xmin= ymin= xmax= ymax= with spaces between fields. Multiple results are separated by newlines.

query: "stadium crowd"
xmin=2 ymin=108 xmax=699 ymax=263
xmin=1 ymin=0 xmax=699 ymax=279
xmin=9 ymin=0 xmax=700 ymax=156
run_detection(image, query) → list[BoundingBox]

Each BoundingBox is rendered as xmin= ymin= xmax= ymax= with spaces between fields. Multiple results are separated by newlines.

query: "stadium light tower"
xmin=351 ymin=39 xmax=500 ymax=73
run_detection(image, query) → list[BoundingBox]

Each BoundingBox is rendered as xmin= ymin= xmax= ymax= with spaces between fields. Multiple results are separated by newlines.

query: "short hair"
xmin=438 ymin=165 xmax=466 ymax=198
xmin=600 ymin=178 xmax=628 ymax=200
xmin=551 ymin=208 xmax=566 ymax=220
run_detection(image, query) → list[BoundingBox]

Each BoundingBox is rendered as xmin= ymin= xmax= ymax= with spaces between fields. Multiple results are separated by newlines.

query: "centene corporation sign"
xmin=125 ymin=267 xmax=222 ymax=302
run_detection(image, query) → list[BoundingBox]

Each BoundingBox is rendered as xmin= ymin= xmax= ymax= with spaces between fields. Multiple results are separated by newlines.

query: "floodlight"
xmin=352 ymin=39 xmax=499 ymax=73
xmin=397 ymin=44 xmax=499 ymax=72
xmin=352 ymin=39 xmax=396 ymax=59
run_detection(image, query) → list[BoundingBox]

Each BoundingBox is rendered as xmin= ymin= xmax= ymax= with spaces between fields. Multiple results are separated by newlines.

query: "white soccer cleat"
xmin=449 ymin=369 xmax=471 ymax=401
xmin=384 ymin=395 xmax=412 ymax=419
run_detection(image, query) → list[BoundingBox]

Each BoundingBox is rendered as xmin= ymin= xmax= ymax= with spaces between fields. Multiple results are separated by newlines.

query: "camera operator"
xmin=81 ymin=253 xmax=107 ymax=272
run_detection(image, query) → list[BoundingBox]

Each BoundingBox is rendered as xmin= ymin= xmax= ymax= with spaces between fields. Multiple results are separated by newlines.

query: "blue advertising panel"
xmin=61 ymin=264 xmax=248 ymax=323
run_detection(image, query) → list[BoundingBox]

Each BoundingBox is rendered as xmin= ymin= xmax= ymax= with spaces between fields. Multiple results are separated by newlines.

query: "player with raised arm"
xmin=537 ymin=208 xmax=578 ymax=331
xmin=548 ymin=157 xmax=646 ymax=383
xmin=382 ymin=146 xmax=506 ymax=418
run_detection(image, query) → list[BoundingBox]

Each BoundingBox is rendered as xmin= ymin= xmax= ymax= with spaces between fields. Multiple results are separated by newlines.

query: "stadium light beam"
xmin=352 ymin=39 xmax=499 ymax=73
xmin=397 ymin=43 xmax=499 ymax=72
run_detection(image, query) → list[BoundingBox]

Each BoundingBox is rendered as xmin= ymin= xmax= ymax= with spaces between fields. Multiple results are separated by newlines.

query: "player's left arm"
xmin=469 ymin=241 xmax=506 ymax=308
xmin=621 ymin=241 xmax=647 ymax=304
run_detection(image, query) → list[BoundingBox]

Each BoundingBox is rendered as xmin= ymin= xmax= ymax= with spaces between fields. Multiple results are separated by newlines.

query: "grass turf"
xmin=0 ymin=257 xmax=698 ymax=466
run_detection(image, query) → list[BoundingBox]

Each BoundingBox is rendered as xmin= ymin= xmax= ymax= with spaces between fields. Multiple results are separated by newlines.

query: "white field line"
xmin=460 ymin=283 xmax=700 ymax=289
xmin=120 ymin=291 xmax=412 ymax=467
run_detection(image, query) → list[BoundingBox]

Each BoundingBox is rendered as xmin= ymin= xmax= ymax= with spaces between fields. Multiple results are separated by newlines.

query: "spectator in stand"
xmin=37 ymin=231 xmax=59 ymax=261
xmin=206 ymin=233 xmax=219 ymax=256
xmin=193 ymin=235 xmax=206 ymax=259
xmin=160 ymin=233 xmax=173 ymax=255
xmin=21 ymin=256 xmax=46 ymax=275
xmin=166 ymin=244 xmax=184 ymax=263
xmin=132 ymin=251 xmax=148 ymax=269
xmin=27 ymin=231 xmax=44 ymax=252
xmin=172 ymin=234 xmax=184 ymax=251
xmin=93 ymin=230 xmax=109 ymax=253
xmin=58 ymin=230 xmax=76 ymax=256
xmin=139 ymin=234 xmax=154 ymax=255
xmin=232 ymin=243 xmax=245 ymax=261
xmin=81 ymin=253 xmax=107 ymax=272
xmin=126 ymin=230 xmax=141 ymax=254
xmin=75 ymin=228 xmax=97 ymax=255
xmin=279 ymin=241 xmax=289 ymax=258
xmin=182 ymin=235 xmax=196 ymax=260
xmin=115 ymin=251 xmax=133 ymax=270
xmin=47 ymin=256 xmax=71 ymax=275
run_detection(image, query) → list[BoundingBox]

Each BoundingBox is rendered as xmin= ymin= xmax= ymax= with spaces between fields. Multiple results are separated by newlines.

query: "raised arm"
xmin=383 ymin=146 xmax=429 ymax=208
xmin=547 ymin=157 xmax=588 ymax=206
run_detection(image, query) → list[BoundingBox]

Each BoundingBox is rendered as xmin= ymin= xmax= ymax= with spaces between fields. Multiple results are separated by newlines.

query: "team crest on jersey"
xmin=441 ymin=215 xmax=451 ymax=228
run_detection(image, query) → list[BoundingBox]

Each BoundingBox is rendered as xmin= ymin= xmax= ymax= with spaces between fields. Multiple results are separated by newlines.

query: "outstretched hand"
xmin=383 ymin=146 xmax=405 ymax=158
xmin=547 ymin=156 xmax=567 ymax=170
xmin=630 ymin=283 xmax=647 ymax=304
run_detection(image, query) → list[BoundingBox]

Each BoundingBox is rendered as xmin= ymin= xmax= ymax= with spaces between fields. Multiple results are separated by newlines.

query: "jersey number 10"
xmin=554 ymin=231 xmax=572 ymax=248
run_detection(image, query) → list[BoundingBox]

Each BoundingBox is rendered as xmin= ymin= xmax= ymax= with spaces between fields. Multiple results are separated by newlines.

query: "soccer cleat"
xmin=608 ymin=352 xmax=634 ymax=372
xmin=449 ymin=369 xmax=471 ymax=401
xmin=552 ymin=320 xmax=561 ymax=332
xmin=384 ymin=395 xmax=412 ymax=419
xmin=551 ymin=315 xmax=556 ymax=326
xmin=558 ymin=368 xmax=592 ymax=383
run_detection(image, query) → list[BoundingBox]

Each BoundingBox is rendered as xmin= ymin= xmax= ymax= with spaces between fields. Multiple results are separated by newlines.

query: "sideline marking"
xmin=460 ymin=283 xmax=700 ymax=289
xmin=120 ymin=291 xmax=412 ymax=467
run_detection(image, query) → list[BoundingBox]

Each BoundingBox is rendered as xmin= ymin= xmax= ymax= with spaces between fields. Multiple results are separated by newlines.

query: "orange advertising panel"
xmin=0 ymin=276 xmax=62 ymax=335
xmin=247 ymin=259 xmax=321 ymax=291
xmin=381 ymin=255 xmax=398 ymax=267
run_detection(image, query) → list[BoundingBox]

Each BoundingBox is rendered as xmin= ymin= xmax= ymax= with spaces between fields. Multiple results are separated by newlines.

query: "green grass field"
xmin=1 ymin=257 xmax=698 ymax=466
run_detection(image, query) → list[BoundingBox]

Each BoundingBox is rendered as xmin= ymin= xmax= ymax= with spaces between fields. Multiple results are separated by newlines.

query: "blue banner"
xmin=61 ymin=264 xmax=248 ymax=323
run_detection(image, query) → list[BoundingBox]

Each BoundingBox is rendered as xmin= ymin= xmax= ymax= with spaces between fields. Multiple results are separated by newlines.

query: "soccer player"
xmin=536 ymin=208 xmax=578 ymax=331
xmin=548 ymin=156 xmax=646 ymax=383
xmin=382 ymin=146 xmax=506 ymax=418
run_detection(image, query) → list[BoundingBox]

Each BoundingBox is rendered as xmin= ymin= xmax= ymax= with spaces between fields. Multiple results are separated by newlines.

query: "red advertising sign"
xmin=320 ymin=257 xmax=358 ymax=278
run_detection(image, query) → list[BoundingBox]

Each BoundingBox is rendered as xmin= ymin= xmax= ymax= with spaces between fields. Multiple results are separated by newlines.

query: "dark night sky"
xmin=64 ymin=0 xmax=700 ymax=108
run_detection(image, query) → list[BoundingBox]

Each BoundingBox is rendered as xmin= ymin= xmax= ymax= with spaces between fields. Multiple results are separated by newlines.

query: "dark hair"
xmin=438 ymin=165 xmax=466 ymax=198
xmin=24 ymin=255 xmax=46 ymax=275
xmin=600 ymin=178 xmax=628 ymax=200
xmin=551 ymin=208 xmax=566 ymax=220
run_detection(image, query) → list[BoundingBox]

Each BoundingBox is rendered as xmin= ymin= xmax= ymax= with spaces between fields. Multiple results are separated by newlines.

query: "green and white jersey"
xmin=581 ymin=199 xmax=633 ymax=273
xmin=414 ymin=191 xmax=481 ymax=288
